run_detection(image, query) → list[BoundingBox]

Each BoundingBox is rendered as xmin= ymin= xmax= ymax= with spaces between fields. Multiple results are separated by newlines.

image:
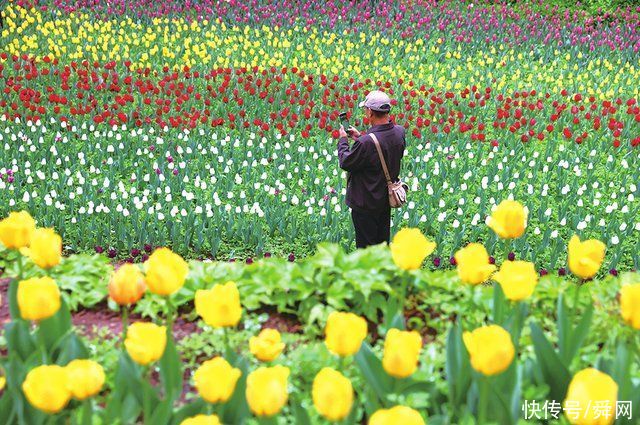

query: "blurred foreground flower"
xmin=65 ymin=359 xmax=105 ymax=400
xmin=144 ymin=247 xmax=189 ymax=295
xmin=564 ymin=368 xmax=617 ymax=425
xmin=0 ymin=210 xmax=36 ymax=249
xmin=17 ymin=276 xmax=61 ymax=321
xmin=454 ymin=243 xmax=497 ymax=285
xmin=108 ymin=263 xmax=146 ymax=305
xmin=620 ymin=283 xmax=640 ymax=329
xmin=180 ymin=415 xmax=222 ymax=425
xmin=124 ymin=322 xmax=167 ymax=365
xmin=20 ymin=228 xmax=62 ymax=269
xmin=194 ymin=357 xmax=241 ymax=404
xmin=382 ymin=329 xmax=422 ymax=378
xmin=250 ymin=328 xmax=285 ymax=362
xmin=487 ymin=200 xmax=527 ymax=239
xmin=369 ymin=405 xmax=426 ymax=425
xmin=493 ymin=260 xmax=538 ymax=301
xmin=312 ymin=367 xmax=353 ymax=421
xmin=246 ymin=365 xmax=290 ymax=417
xmin=22 ymin=365 xmax=71 ymax=414
xmin=195 ymin=281 xmax=242 ymax=328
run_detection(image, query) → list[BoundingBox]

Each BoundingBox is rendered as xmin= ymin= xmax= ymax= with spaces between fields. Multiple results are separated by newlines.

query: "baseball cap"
xmin=358 ymin=90 xmax=392 ymax=112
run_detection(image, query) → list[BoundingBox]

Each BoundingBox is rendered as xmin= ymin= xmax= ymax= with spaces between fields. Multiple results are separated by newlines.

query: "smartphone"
xmin=339 ymin=112 xmax=351 ymax=134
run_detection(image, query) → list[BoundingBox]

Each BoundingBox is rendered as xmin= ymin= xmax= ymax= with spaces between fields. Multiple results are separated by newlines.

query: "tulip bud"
xmin=0 ymin=210 xmax=36 ymax=249
xmin=493 ymin=260 xmax=538 ymax=301
xmin=124 ymin=322 xmax=167 ymax=365
xmin=65 ymin=359 xmax=105 ymax=400
xmin=195 ymin=281 xmax=242 ymax=328
xmin=487 ymin=200 xmax=527 ymax=239
xmin=179 ymin=415 xmax=222 ymax=425
xmin=20 ymin=228 xmax=63 ymax=269
xmin=620 ymin=283 xmax=640 ymax=329
xmin=564 ymin=368 xmax=617 ymax=425
xmin=390 ymin=228 xmax=436 ymax=270
xmin=249 ymin=328 xmax=285 ymax=362
xmin=22 ymin=365 xmax=71 ymax=414
xmin=194 ymin=357 xmax=241 ymax=404
xmin=17 ymin=276 xmax=61 ymax=321
xmin=369 ymin=405 xmax=426 ymax=425
xmin=382 ymin=329 xmax=422 ymax=378
xmin=108 ymin=263 xmax=146 ymax=305
xmin=312 ymin=368 xmax=353 ymax=421
xmin=246 ymin=366 xmax=290 ymax=417
xmin=454 ymin=243 xmax=497 ymax=285
xmin=144 ymin=247 xmax=189 ymax=295
xmin=463 ymin=325 xmax=515 ymax=376
xmin=568 ymin=234 xmax=605 ymax=280
xmin=324 ymin=311 xmax=368 ymax=357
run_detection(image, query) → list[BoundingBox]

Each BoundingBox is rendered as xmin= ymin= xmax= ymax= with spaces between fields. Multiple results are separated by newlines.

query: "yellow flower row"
xmin=1 ymin=5 xmax=638 ymax=98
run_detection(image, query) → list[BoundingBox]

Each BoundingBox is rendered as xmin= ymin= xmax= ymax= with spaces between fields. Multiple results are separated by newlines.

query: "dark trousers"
xmin=351 ymin=208 xmax=391 ymax=249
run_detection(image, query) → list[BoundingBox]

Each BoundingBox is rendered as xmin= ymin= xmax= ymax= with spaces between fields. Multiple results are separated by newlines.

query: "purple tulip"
xmin=264 ymin=252 xmax=272 ymax=258
xmin=229 ymin=258 xmax=236 ymax=263
xmin=609 ymin=268 xmax=618 ymax=276
xmin=488 ymin=256 xmax=496 ymax=264
xmin=558 ymin=267 xmax=567 ymax=276
xmin=94 ymin=246 xmax=104 ymax=254
xmin=508 ymin=252 xmax=515 ymax=261
xmin=539 ymin=268 xmax=548 ymax=276
xmin=449 ymin=256 xmax=457 ymax=266
xmin=172 ymin=169 xmax=179 ymax=176
xmin=7 ymin=176 xmax=14 ymax=183
xmin=130 ymin=248 xmax=140 ymax=257
xmin=288 ymin=253 xmax=295 ymax=262
xmin=141 ymin=254 xmax=149 ymax=262
xmin=433 ymin=257 xmax=441 ymax=267
xmin=144 ymin=244 xmax=153 ymax=253
xmin=246 ymin=257 xmax=254 ymax=264
xmin=107 ymin=249 xmax=117 ymax=258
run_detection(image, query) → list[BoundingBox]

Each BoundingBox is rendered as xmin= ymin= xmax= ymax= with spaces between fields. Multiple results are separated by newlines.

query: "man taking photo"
xmin=337 ymin=90 xmax=406 ymax=249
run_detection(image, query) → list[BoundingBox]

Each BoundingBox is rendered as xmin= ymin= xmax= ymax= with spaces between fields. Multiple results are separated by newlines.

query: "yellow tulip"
xmin=463 ymin=325 xmax=515 ymax=376
xmin=324 ymin=311 xmax=368 ymax=357
xmin=20 ymin=228 xmax=62 ymax=269
xmin=124 ymin=322 xmax=167 ymax=365
xmin=493 ymin=260 xmax=538 ymax=301
xmin=22 ymin=365 xmax=71 ymax=414
xmin=108 ymin=263 xmax=146 ymax=305
xmin=246 ymin=365 xmax=290 ymax=417
xmin=564 ymin=368 xmax=618 ymax=425
xmin=0 ymin=376 xmax=5 ymax=392
xmin=144 ymin=247 xmax=189 ymax=295
xmin=568 ymin=235 xmax=605 ymax=279
xmin=17 ymin=276 xmax=61 ymax=321
xmin=312 ymin=367 xmax=353 ymax=421
xmin=382 ymin=329 xmax=423 ymax=378
xmin=620 ymin=283 xmax=640 ymax=330
xmin=65 ymin=359 xmax=105 ymax=400
xmin=180 ymin=415 xmax=222 ymax=425
xmin=454 ymin=243 xmax=497 ymax=285
xmin=0 ymin=210 xmax=36 ymax=249
xmin=249 ymin=328 xmax=285 ymax=362
xmin=195 ymin=281 xmax=242 ymax=328
xmin=487 ymin=200 xmax=527 ymax=239
xmin=194 ymin=357 xmax=241 ymax=404
xmin=390 ymin=228 xmax=436 ymax=270
xmin=369 ymin=405 xmax=426 ymax=425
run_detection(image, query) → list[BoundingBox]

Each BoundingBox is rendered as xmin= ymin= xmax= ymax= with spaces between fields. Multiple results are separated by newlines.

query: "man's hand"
xmin=348 ymin=126 xmax=361 ymax=138
xmin=339 ymin=125 xmax=348 ymax=139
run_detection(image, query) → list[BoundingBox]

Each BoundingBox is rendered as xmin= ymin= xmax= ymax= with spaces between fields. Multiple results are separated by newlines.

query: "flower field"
xmin=0 ymin=0 xmax=639 ymax=424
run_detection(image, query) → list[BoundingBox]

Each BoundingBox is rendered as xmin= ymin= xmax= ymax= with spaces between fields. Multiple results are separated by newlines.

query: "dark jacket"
xmin=337 ymin=121 xmax=406 ymax=213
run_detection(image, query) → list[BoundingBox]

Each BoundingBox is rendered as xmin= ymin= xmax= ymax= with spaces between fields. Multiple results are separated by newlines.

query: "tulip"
xmin=312 ymin=367 xmax=353 ymax=421
xmin=65 ymin=359 xmax=105 ymax=400
xmin=17 ymin=276 xmax=61 ymax=321
xmin=463 ymin=324 xmax=515 ymax=376
xmin=22 ymin=365 xmax=71 ymax=414
xmin=0 ymin=210 xmax=36 ymax=249
xmin=564 ymin=368 xmax=617 ymax=425
xmin=568 ymin=235 xmax=605 ymax=279
xmin=194 ymin=357 xmax=241 ymax=404
xmin=390 ymin=228 xmax=436 ymax=270
xmin=492 ymin=260 xmax=538 ymax=301
xmin=487 ymin=200 xmax=527 ymax=239
xmin=382 ymin=328 xmax=422 ymax=378
xmin=19 ymin=228 xmax=62 ymax=269
xmin=195 ymin=281 xmax=242 ymax=328
xmin=108 ymin=263 xmax=146 ymax=305
xmin=454 ymin=243 xmax=497 ymax=285
xmin=246 ymin=365 xmax=290 ymax=417
xmin=124 ymin=322 xmax=167 ymax=365
xmin=180 ymin=415 xmax=222 ymax=425
xmin=369 ymin=405 xmax=426 ymax=425
xmin=249 ymin=328 xmax=286 ymax=362
xmin=144 ymin=247 xmax=189 ymax=295
xmin=620 ymin=283 xmax=640 ymax=329
xmin=324 ymin=311 xmax=368 ymax=357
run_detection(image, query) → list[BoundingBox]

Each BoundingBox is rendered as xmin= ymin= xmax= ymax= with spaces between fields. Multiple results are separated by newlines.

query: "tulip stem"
xmin=121 ymin=306 xmax=129 ymax=344
xmin=478 ymin=376 xmax=489 ymax=424
xmin=166 ymin=296 xmax=175 ymax=331
xmin=81 ymin=399 xmax=92 ymax=425
xmin=37 ymin=327 xmax=48 ymax=364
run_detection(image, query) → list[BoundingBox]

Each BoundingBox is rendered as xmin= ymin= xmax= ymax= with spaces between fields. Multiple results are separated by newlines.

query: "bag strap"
xmin=369 ymin=133 xmax=392 ymax=184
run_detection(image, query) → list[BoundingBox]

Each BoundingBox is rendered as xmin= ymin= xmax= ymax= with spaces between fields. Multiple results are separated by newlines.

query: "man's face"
xmin=363 ymin=107 xmax=372 ymax=120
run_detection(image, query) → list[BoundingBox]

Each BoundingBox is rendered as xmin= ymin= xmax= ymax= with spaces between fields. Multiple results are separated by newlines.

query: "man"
xmin=337 ymin=90 xmax=406 ymax=249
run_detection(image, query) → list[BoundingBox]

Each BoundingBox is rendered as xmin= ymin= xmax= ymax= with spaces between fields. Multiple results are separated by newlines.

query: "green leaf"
xmin=7 ymin=279 xmax=20 ymax=320
xmin=291 ymin=400 xmax=312 ymax=425
xmin=529 ymin=322 xmax=571 ymax=402
xmin=37 ymin=297 xmax=73 ymax=354
xmin=159 ymin=334 xmax=183 ymax=403
xmin=354 ymin=342 xmax=393 ymax=405
xmin=445 ymin=323 xmax=471 ymax=409
xmin=54 ymin=333 xmax=90 ymax=365
xmin=221 ymin=353 xmax=251 ymax=424
xmin=4 ymin=321 xmax=36 ymax=362
xmin=170 ymin=399 xmax=207 ymax=425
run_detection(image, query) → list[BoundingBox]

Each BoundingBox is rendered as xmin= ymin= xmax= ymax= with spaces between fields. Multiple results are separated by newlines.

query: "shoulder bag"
xmin=369 ymin=133 xmax=408 ymax=208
